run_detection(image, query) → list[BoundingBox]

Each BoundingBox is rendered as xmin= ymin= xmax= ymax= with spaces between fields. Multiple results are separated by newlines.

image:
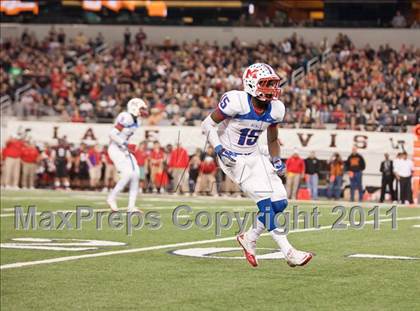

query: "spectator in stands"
xmin=2 ymin=32 xmax=417 ymax=133
xmin=57 ymin=28 xmax=66 ymax=45
xmin=71 ymin=109 xmax=85 ymax=123
xmin=195 ymin=149 xmax=218 ymax=196
xmin=149 ymin=141 xmax=165 ymax=193
xmin=305 ymin=151 xmax=320 ymax=200
xmin=345 ymin=147 xmax=366 ymax=202
xmin=124 ymin=27 xmax=131 ymax=48
xmin=37 ymin=143 xmax=54 ymax=189
xmin=74 ymin=32 xmax=87 ymax=47
xmin=391 ymin=11 xmax=407 ymax=28
xmin=135 ymin=28 xmax=147 ymax=47
xmin=88 ymin=144 xmax=102 ymax=190
xmin=168 ymin=142 xmax=190 ymax=194
xmin=102 ymin=146 xmax=117 ymax=192
xmin=189 ymin=148 xmax=202 ymax=193
xmin=2 ymin=136 xmax=24 ymax=189
xmin=77 ymin=143 xmax=90 ymax=190
xmin=134 ymin=142 xmax=148 ymax=193
xmin=286 ymin=149 xmax=305 ymax=199
xmin=223 ymin=174 xmax=241 ymax=197
xmin=20 ymin=140 xmax=40 ymax=189
xmin=393 ymin=151 xmax=413 ymax=204
xmin=51 ymin=139 xmax=71 ymax=190
xmin=379 ymin=153 xmax=395 ymax=202
xmin=327 ymin=153 xmax=344 ymax=200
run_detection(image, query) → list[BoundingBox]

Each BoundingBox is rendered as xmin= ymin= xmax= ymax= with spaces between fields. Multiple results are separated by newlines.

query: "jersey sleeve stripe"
xmin=115 ymin=123 xmax=124 ymax=131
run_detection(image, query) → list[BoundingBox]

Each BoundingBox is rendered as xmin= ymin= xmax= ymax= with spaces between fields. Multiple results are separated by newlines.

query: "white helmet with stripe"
xmin=127 ymin=98 xmax=148 ymax=117
xmin=242 ymin=63 xmax=281 ymax=101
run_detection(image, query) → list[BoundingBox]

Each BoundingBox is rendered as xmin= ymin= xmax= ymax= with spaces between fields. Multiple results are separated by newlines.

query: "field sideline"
xmin=1 ymin=190 xmax=420 ymax=311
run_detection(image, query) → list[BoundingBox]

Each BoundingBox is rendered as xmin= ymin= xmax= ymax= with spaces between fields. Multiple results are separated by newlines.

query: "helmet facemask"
xmin=255 ymin=77 xmax=281 ymax=101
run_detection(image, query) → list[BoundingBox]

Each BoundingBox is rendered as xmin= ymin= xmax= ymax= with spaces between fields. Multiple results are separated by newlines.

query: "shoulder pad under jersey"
xmin=217 ymin=90 xmax=250 ymax=117
xmin=270 ymin=99 xmax=286 ymax=122
xmin=115 ymin=112 xmax=135 ymax=128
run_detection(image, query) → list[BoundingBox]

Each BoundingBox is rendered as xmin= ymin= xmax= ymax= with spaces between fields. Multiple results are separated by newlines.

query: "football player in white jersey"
xmin=201 ymin=63 xmax=313 ymax=268
xmin=107 ymin=98 xmax=148 ymax=212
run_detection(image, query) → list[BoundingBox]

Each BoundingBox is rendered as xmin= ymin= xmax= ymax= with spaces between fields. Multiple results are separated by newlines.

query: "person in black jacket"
xmin=346 ymin=147 xmax=366 ymax=202
xmin=305 ymin=151 xmax=320 ymax=200
xmin=379 ymin=153 xmax=395 ymax=202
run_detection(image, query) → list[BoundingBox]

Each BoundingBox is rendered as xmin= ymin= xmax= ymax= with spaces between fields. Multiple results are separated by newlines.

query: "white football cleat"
xmin=127 ymin=207 xmax=143 ymax=214
xmin=107 ymin=197 xmax=119 ymax=212
xmin=237 ymin=233 xmax=258 ymax=267
xmin=285 ymin=248 xmax=313 ymax=267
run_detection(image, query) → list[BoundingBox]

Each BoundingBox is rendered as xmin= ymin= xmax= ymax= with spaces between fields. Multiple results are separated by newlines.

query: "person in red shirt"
xmin=20 ymin=140 xmax=40 ymax=189
xmin=89 ymin=82 xmax=101 ymax=101
xmin=50 ymin=67 xmax=63 ymax=92
xmin=2 ymin=136 xmax=24 ymax=189
xmin=134 ymin=141 xmax=149 ymax=193
xmin=88 ymin=143 xmax=102 ymax=190
xmin=285 ymin=149 xmax=306 ymax=199
xmin=71 ymin=109 xmax=85 ymax=123
xmin=149 ymin=141 xmax=165 ymax=193
xmin=194 ymin=147 xmax=218 ymax=196
xmin=167 ymin=142 xmax=190 ymax=194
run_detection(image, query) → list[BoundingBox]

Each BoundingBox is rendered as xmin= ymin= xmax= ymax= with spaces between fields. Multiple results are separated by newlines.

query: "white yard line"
xmin=3 ymin=189 xmax=419 ymax=206
xmin=1 ymin=216 xmax=419 ymax=271
xmin=348 ymin=254 xmax=420 ymax=260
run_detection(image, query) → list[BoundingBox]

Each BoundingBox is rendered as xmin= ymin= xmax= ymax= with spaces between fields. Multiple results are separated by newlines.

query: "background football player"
xmin=107 ymin=98 xmax=148 ymax=212
xmin=201 ymin=63 xmax=313 ymax=268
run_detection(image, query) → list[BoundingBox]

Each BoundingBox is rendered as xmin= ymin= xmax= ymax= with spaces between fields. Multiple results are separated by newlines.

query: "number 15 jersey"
xmin=216 ymin=90 xmax=285 ymax=154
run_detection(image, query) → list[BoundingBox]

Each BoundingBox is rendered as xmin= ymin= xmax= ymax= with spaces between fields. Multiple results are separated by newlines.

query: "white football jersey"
xmin=217 ymin=90 xmax=285 ymax=154
xmin=110 ymin=112 xmax=140 ymax=146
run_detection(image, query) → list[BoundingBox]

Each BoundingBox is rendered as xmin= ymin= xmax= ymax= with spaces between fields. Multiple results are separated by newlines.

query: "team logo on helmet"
xmin=242 ymin=63 xmax=281 ymax=101
xmin=245 ymin=68 xmax=258 ymax=79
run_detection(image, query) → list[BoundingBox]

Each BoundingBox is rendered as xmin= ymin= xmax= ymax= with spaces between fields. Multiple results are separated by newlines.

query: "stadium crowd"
xmin=1 ymin=28 xmax=418 ymax=132
xmin=1 ymin=135 xmax=414 ymax=204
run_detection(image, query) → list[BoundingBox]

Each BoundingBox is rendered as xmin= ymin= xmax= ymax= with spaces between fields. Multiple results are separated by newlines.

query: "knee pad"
xmin=257 ymin=199 xmax=288 ymax=232
xmin=272 ymin=199 xmax=288 ymax=214
xmin=256 ymin=198 xmax=277 ymax=232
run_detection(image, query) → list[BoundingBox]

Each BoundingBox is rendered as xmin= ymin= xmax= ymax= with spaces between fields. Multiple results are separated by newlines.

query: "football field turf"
xmin=1 ymin=190 xmax=419 ymax=311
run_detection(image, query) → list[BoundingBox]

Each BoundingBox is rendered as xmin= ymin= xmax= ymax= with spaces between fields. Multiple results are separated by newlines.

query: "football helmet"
xmin=127 ymin=98 xmax=148 ymax=117
xmin=242 ymin=63 xmax=281 ymax=101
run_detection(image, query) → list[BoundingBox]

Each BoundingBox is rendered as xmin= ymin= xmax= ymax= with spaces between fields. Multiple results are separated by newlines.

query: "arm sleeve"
xmin=201 ymin=114 xmax=222 ymax=148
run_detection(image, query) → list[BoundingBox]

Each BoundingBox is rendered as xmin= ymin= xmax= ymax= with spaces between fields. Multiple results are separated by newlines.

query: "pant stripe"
xmin=128 ymin=155 xmax=135 ymax=171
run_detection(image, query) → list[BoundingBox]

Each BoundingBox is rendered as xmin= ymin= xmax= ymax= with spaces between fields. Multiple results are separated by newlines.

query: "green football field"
xmin=1 ymin=190 xmax=419 ymax=311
